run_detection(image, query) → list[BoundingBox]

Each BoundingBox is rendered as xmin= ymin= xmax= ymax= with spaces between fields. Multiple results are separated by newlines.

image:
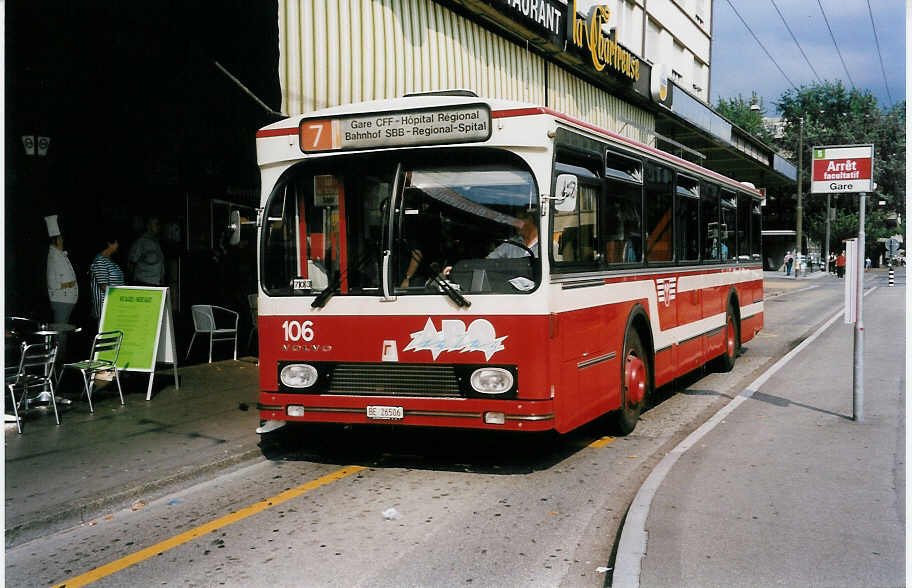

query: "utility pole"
xmin=795 ymin=117 xmax=804 ymax=278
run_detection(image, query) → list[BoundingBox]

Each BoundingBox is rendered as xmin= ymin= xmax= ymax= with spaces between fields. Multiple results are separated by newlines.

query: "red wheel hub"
xmin=625 ymin=352 xmax=646 ymax=405
xmin=726 ymin=318 xmax=735 ymax=358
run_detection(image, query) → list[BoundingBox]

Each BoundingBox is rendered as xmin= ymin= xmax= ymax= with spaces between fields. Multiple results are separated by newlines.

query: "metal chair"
xmin=247 ymin=294 xmax=258 ymax=352
xmin=6 ymin=342 xmax=59 ymax=433
xmin=186 ymin=305 xmax=238 ymax=363
xmin=61 ymin=330 xmax=125 ymax=414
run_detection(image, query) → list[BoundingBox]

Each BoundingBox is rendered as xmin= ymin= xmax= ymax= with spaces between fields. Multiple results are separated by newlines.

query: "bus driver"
xmin=487 ymin=210 xmax=539 ymax=259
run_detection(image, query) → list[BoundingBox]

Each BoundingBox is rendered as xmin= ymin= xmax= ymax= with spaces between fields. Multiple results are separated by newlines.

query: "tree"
xmin=715 ymin=92 xmax=776 ymax=144
xmin=774 ymin=81 xmax=905 ymax=256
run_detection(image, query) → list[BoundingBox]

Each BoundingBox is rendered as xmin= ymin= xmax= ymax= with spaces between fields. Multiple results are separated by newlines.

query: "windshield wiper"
xmin=311 ymin=251 xmax=376 ymax=308
xmin=427 ymin=263 xmax=471 ymax=308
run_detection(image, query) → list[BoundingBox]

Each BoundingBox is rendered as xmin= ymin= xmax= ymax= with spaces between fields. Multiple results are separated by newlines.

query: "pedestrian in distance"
xmin=865 ymin=256 xmax=871 ymax=272
xmin=836 ymin=251 xmax=846 ymax=279
xmin=784 ymin=250 xmax=793 ymax=276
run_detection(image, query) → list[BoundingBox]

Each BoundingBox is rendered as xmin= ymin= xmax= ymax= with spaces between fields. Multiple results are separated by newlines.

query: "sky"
xmin=709 ymin=0 xmax=906 ymax=115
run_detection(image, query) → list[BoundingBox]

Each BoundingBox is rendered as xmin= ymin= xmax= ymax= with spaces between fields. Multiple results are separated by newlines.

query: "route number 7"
xmin=300 ymin=119 xmax=333 ymax=152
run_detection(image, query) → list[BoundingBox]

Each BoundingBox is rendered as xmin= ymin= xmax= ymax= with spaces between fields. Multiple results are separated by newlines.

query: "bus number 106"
xmin=282 ymin=320 xmax=314 ymax=342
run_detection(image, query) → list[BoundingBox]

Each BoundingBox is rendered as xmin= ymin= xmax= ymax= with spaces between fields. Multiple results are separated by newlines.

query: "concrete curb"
xmin=5 ymin=444 xmax=265 ymax=547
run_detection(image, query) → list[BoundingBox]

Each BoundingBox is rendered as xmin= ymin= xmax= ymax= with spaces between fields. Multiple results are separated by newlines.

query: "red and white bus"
xmin=250 ymin=91 xmax=763 ymax=436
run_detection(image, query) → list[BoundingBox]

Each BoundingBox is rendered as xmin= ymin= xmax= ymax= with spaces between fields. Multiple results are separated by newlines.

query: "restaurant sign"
xmin=490 ymin=0 xmax=565 ymax=45
xmin=474 ymin=0 xmax=644 ymax=88
xmin=568 ymin=2 xmax=641 ymax=83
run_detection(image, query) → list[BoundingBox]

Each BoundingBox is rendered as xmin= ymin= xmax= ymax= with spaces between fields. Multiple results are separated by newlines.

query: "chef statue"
xmin=45 ymin=214 xmax=79 ymax=365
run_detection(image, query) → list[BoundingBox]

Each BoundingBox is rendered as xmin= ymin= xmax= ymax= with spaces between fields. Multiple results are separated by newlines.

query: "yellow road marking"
xmin=589 ymin=436 xmax=616 ymax=448
xmin=52 ymin=465 xmax=366 ymax=588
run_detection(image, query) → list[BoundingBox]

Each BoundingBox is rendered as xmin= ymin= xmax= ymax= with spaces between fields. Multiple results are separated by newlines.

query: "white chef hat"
xmin=44 ymin=214 xmax=61 ymax=237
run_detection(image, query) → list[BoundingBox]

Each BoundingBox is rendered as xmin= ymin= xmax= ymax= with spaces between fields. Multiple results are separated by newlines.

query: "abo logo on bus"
xmin=656 ymin=277 xmax=677 ymax=307
xmin=404 ymin=318 xmax=507 ymax=361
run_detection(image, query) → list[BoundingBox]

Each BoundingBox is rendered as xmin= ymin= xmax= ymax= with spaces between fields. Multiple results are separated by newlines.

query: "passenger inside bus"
xmin=603 ymin=208 xmax=641 ymax=263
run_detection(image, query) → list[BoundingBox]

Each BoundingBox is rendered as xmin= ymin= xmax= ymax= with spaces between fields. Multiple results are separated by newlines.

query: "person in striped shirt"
xmin=89 ymin=234 xmax=125 ymax=320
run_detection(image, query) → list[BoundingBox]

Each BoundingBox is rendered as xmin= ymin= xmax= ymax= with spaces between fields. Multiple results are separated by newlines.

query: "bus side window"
xmin=720 ymin=191 xmax=737 ymax=261
xmin=644 ymin=162 xmax=674 ymax=263
xmin=676 ymin=175 xmax=700 ymax=263
xmin=751 ymin=200 xmax=762 ymax=262
xmin=551 ymin=153 xmax=600 ymax=269
xmin=603 ymin=180 xmax=642 ymax=264
xmin=554 ymin=183 xmax=599 ymax=264
xmin=701 ymin=183 xmax=720 ymax=261
xmin=737 ymin=193 xmax=752 ymax=261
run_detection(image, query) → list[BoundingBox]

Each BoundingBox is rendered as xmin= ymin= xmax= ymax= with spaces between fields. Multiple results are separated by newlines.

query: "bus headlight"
xmin=280 ymin=364 xmax=319 ymax=388
xmin=469 ymin=368 xmax=514 ymax=395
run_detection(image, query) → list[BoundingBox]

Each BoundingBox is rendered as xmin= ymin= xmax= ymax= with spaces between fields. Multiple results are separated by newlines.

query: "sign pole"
xmin=811 ymin=144 xmax=873 ymax=423
xmin=852 ymin=193 xmax=865 ymax=422
xmin=824 ymin=193 xmax=831 ymax=273
xmin=795 ymin=118 xmax=803 ymax=278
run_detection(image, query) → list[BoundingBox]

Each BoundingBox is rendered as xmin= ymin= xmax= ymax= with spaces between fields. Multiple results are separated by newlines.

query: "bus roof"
xmin=257 ymin=94 xmax=762 ymax=197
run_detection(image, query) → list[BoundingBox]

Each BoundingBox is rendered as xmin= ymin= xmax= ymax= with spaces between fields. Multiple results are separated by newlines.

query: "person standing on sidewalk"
xmin=784 ymin=250 xmax=794 ymax=276
xmin=45 ymin=215 xmax=79 ymax=366
xmin=128 ymin=216 xmax=165 ymax=286
xmin=836 ymin=251 xmax=846 ymax=278
xmin=89 ymin=232 xmax=125 ymax=323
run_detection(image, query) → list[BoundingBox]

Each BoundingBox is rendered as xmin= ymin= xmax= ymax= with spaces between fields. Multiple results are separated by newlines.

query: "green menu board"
xmin=97 ymin=286 xmax=180 ymax=400
xmin=99 ymin=287 xmax=165 ymax=370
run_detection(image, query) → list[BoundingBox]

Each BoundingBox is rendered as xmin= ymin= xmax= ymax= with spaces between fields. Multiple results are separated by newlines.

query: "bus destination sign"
xmin=299 ymin=105 xmax=492 ymax=153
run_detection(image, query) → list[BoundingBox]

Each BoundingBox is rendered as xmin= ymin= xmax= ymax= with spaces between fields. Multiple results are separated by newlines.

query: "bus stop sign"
xmin=811 ymin=144 xmax=874 ymax=194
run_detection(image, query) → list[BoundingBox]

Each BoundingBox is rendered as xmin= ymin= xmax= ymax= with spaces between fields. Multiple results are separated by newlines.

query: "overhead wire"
xmin=865 ymin=0 xmax=894 ymax=105
xmin=769 ymin=0 xmax=823 ymax=84
xmin=723 ymin=0 xmax=798 ymax=92
xmin=815 ymin=0 xmax=856 ymax=89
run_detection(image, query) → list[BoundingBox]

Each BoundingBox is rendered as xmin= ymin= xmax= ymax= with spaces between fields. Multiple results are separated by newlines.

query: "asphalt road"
xmin=5 ymin=273 xmax=874 ymax=587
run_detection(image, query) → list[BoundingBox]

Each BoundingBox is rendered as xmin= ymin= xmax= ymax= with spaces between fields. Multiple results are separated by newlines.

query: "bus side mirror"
xmin=553 ymin=174 xmax=578 ymax=213
xmin=228 ymin=210 xmax=242 ymax=246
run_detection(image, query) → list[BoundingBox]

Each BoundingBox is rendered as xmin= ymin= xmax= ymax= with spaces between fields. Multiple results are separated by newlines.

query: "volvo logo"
xmin=282 ymin=344 xmax=333 ymax=352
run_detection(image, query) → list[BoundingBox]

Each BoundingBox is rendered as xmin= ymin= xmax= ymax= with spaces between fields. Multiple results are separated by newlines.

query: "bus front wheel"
xmin=616 ymin=328 xmax=650 ymax=435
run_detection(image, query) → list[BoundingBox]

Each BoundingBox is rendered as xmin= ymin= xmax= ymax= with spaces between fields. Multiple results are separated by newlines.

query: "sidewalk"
xmin=4 ymin=356 xmax=263 ymax=547
xmin=629 ymin=280 xmax=905 ymax=586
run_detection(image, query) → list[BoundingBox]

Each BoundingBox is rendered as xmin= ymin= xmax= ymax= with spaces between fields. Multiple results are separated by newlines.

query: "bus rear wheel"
xmin=716 ymin=303 xmax=740 ymax=373
xmin=615 ymin=328 xmax=650 ymax=435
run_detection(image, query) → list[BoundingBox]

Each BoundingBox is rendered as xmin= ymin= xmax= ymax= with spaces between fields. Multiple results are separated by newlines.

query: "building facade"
xmin=274 ymin=0 xmax=795 ymax=255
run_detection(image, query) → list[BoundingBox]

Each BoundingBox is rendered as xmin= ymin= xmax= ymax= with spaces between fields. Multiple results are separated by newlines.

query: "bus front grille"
xmin=327 ymin=364 xmax=462 ymax=397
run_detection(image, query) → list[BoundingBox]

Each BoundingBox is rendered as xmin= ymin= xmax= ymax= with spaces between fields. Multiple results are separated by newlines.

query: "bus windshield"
xmin=261 ymin=150 xmax=541 ymax=297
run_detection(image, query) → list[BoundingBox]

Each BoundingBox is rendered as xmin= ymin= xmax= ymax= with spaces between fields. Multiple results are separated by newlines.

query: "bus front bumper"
xmin=257 ymin=394 xmax=555 ymax=432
